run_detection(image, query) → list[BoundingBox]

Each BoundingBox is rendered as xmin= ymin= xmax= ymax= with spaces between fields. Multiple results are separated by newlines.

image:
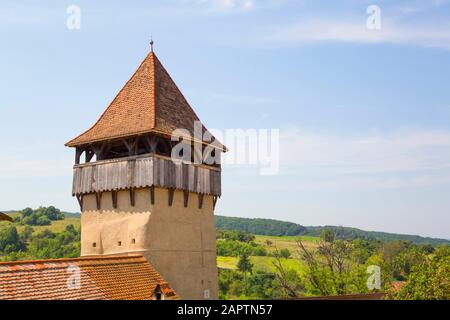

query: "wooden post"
xmin=76 ymin=194 xmax=83 ymax=212
xmin=198 ymin=193 xmax=204 ymax=209
xmin=168 ymin=188 xmax=175 ymax=207
xmin=93 ymin=144 xmax=105 ymax=161
xmin=183 ymin=190 xmax=189 ymax=208
xmin=95 ymin=192 xmax=102 ymax=210
xmin=123 ymin=137 xmax=138 ymax=156
xmin=112 ymin=190 xmax=118 ymax=209
xmin=150 ymin=186 xmax=155 ymax=205
xmin=75 ymin=148 xmax=82 ymax=165
xmin=130 ymin=188 xmax=135 ymax=207
xmin=85 ymin=149 xmax=95 ymax=163
xmin=213 ymin=196 xmax=219 ymax=210
xmin=143 ymin=136 xmax=157 ymax=153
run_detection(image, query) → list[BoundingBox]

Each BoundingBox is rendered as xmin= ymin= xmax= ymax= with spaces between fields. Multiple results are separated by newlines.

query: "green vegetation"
xmin=217 ymin=255 xmax=305 ymax=274
xmin=0 ymin=207 xmax=80 ymax=262
xmin=1 ymin=208 xmax=449 ymax=300
xmin=12 ymin=207 xmax=65 ymax=226
xmin=217 ymin=230 xmax=267 ymax=257
xmin=217 ymin=228 xmax=450 ymax=299
xmin=215 ymin=216 xmax=306 ymax=236
xmin=215 ymin=215 xmax=450 ymax=246
xmin=219 ymin=269 xmax=282 ymax=300
xmin=394 ymin=246 xmax=450 ymax=299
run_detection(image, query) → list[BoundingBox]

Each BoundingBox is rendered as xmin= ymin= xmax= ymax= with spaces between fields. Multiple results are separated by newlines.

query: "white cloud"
xmin=179 ymin=0 xmax=287 ymax=13
xmin=180 ymin=0 xmax=254 ymax=12
xmin=264 ymin=19 xmax=450 ymax=50
xmin=278 ymin=128 xmax=450 ymax=188
xmin=393 ymin=0 xmax=450 ymax=14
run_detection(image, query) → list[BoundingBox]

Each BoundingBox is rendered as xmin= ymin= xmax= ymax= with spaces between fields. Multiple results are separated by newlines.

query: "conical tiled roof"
xmin=66 ymin=52 xmax=222 ymax=149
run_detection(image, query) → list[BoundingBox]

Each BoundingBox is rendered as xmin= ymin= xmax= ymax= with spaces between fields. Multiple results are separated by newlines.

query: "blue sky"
xmin=1 ymin=0 xmax=450 ymax=238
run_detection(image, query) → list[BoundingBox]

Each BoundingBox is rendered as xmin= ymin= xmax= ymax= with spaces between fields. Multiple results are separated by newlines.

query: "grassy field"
xmin=0 ymin=212 xmax=80 ymax=235
xmin=217 ymin=234 xmax=319 ymax=274
xmin=254 ymin=234 xmax=319 ymax=258
xmin=217 ymin=255 xmax=306 ymax=274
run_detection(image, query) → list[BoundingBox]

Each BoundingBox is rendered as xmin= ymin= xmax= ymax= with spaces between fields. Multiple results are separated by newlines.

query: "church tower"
xmin=65 ymin=47 xmax=224 ymax=300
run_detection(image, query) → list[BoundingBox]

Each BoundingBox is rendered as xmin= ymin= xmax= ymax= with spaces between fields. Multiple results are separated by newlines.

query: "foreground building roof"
xmin=0 ymin=255 xmax=177 ymax=300
xmin=66 ymin=51 xmax=221 ymax=149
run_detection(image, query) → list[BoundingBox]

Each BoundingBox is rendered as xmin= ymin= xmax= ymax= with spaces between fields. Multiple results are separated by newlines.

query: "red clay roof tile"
xmin=0 ymin=255 xmax=177 ymax=300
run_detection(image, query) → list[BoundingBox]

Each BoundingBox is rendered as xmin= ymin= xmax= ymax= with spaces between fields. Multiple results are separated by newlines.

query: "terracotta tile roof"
xmin=0 ymin=212 xmax=12 ymax=222
xmin=65 ymin=52 xmax=223 ymax=150
xmin=0 ymin=255 xmax=178 ymax=300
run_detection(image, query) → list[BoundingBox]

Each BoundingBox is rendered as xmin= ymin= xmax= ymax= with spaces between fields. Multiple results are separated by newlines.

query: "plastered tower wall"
xmin=80 ymin=187 xmax=218 ymax=300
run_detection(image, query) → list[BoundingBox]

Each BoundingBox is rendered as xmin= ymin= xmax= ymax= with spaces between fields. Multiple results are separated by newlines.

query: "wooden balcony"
xmin=72 ymin=153 xmax=221 ymax=197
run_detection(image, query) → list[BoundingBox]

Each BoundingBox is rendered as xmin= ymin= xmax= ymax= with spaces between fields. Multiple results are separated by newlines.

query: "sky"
xmin=1 ymin=0 xmax=450 ymax=239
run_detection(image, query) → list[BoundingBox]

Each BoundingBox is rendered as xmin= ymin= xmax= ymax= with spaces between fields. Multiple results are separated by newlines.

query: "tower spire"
xmin=150 ymin=37 xmax=154 ymax=52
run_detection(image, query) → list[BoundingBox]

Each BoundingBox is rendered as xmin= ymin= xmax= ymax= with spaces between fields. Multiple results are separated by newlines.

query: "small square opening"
xmin=118 ymin=241 xmax=122 ymax=246
xmin=131 ymin=238 xmax=136 ymax=244
xmin=92 ymin=242 xmax=97 ymax=248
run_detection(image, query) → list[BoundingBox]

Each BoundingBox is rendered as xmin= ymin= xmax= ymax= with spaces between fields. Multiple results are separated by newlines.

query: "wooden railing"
xmin=72 ymin=153 xmax=221 ymax=196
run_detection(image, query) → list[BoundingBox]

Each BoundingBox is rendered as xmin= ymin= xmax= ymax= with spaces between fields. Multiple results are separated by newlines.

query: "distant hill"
xmin=215 ymin=215 xmax=450 ymax=246
xmin=1 ymin=210 xmax=80 ymax=218
xmin=302 ymin=225 xmax=450 ymax=246
xmin=0 ymin=210 xmax=18 ymax=214
xmin=63 ymin=211 xmax=81 ymax=218
xmin=215 ymin=216 xmax=306 ymax=237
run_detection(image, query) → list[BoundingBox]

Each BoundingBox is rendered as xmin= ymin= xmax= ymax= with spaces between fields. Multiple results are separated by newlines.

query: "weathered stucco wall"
xmin=80 ymin=187 xmax=218 ymax=300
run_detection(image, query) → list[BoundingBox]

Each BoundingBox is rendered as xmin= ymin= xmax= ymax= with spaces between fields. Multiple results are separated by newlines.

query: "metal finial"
xmin=150 ymin=37 xmax=154 ymax=52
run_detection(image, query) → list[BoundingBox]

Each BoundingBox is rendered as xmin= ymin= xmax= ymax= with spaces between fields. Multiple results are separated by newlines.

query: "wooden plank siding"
xmin=72 ymin=153 xmax=221 ymax=197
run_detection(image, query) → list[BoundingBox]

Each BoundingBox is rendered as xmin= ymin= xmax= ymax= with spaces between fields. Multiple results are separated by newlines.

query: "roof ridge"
xmin=65 ymin=52 xmax=155 ymax=147
xmin=152 ymin=53 xmax=203 ymax=128
xmin=0 ymin=254 xmax=145 ymax=266
xmin=150 ymin=52 xmax=156 ymax=128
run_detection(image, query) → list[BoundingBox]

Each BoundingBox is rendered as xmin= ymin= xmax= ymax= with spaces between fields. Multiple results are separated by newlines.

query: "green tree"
xmin=237 ymin=253 xmax=253 ymax=295
xmin=277 ymin=248 xmax=291 ymax=259
xmin=36 ymin=215 xmax=51 ymax=226
xmin=17 ymin=206 xmax=65 ymax=226
xmin=321 ymin=229 xmax=335 ymax=243
xmin=395 ymin=245 xmax=450 ymax=300
xmin=21 ymin=226 xmax=34 ymax=241
xmin=20 ymin=208 xmax=33 ymax=218
xmin=43 ymin=206 xmax=64 ymax=221
xmin=0 ymin=226 xmax=26 ymax=253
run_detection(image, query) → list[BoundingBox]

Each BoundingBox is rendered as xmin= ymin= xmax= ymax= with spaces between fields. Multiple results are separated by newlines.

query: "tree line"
xmin=215 ymin=215 xmax=449 ymax=246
